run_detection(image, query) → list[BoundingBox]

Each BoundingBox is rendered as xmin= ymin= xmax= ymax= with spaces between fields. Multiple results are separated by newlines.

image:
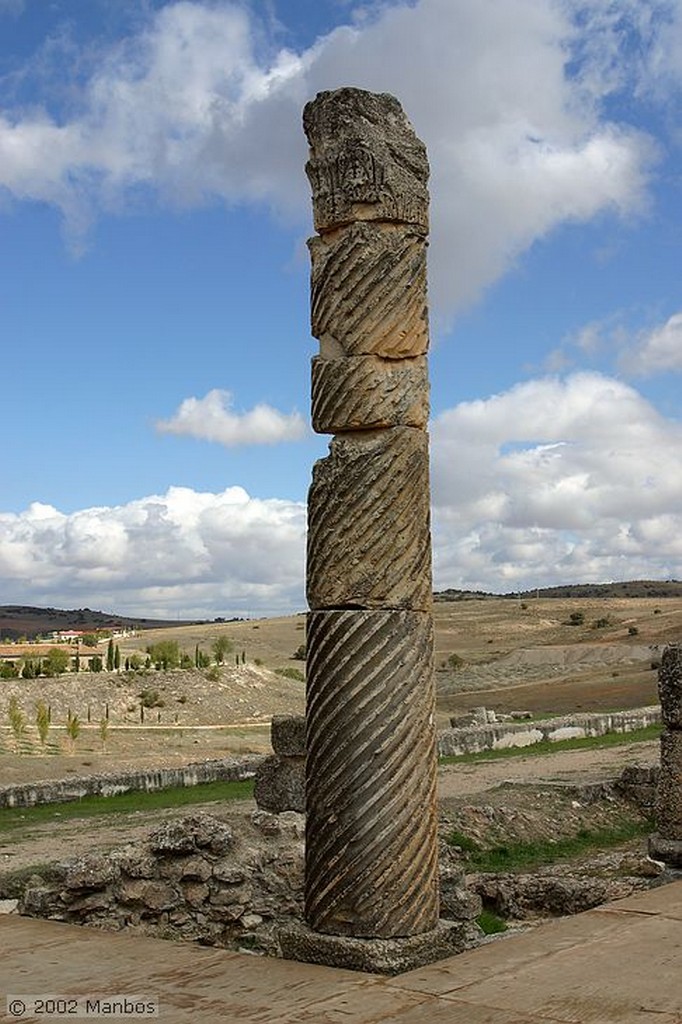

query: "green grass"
xmin=476 ymin=909 xmax=508 ymax=934
xmin=448 ymin=819 xmax=651 ymax=872
xmin=439 ymin=724 xmax=661 ymax=765
xmin=0 ymin=778 xmax=254 ymax=835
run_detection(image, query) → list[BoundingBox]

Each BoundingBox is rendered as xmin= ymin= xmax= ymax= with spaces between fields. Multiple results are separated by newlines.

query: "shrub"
xmin=592 ymin=617 xmax=610 ymax=629
xmin=274 ymin=667 xmax=305 ymax=682
xmin=292 ymin=644 xmax=306 ymax=661
xmin=567 ymin=611 xmax=585 ymax=626
xmin=628 ymin=626 xmax=639 ymax=636
xmin=447 ymin=653 xmax=465 ymax=671
xmin=138 ymin=688 xmax=165 ymax=709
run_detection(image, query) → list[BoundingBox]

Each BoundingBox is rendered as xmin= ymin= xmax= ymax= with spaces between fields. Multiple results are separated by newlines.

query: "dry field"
xmin=0 ymin=596 xmax=680 ymax=788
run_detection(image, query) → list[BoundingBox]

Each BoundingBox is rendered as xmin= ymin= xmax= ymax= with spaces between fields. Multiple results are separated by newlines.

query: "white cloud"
xmin=431 ymin=372 xmax=682 ymax=591
xmin=3 ymin=374 xmax=681 ymax=616
xmin=619 ymin=312 xmax=682 ymax=375
xmin=0 ymin=0 xmax=660 ymax=314
xmin=156 ymin=389 xmax=307 ymax=446
xmin=0 ymin=487 xmax=306 ymax=618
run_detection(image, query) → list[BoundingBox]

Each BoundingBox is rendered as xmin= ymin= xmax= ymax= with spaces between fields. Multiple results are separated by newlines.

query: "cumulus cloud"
xmin=619 ymin=312 xmax=682 ymax=375
xmin=0 ymin=487 xmax=306 ymax=618
xmin=430 ymin=372 xmax=682 ymax=591
xmin=2 ymin=373 xmax=681 ymax=615
xmin=156 ymin=389 xmax=307 ymax=446
xmin=0 ymin=0 xmax=662 ymax=314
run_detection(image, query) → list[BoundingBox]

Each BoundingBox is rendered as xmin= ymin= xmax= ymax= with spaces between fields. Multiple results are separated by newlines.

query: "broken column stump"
xmin=279 ymin=88 xmax=467 ymax=974
xmin=649 ymin=645 xmax=682 ymax=867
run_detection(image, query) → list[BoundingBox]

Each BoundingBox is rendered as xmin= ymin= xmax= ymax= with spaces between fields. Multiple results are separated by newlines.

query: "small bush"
xmin=628 ymin=626 xmax=639 ymax=636
xmin=138 ymin=688 xmax=164 ymax=709
xmin=274 ymin=667 xmax=305 ymax=682
xmin=592 ymin=617 xmax=610 ymax=629
xmin=567 ymin=611 xmax=585 ymax=626
xmin=447 ymin=653 xmax=465 ymax=671
xmin=477 ymin=910 xmax=507 ymax=935
xmin=291 ymin=644 xmax=306 ymax=661
xmin=205 ymin=666 xmax=221 ymax=682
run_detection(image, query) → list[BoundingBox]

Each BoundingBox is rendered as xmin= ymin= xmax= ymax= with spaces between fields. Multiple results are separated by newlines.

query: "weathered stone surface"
xmin=63 ymin=855 xmax=119 ymax=891
xmin=278 ymin=919 xmax=476 ymax=976
xmin=311 ymin=354 xmax=428 ymax=433
xmin=148 ymin=815 xmax=233 ymax=855
xmin=271 ymin=714 xmax=306 ymax=757
xmin=656 ymin=730 xmax=682 ymax=838
xmin=309 ymin=225 xmax=428 ymax=359
xmin=302 ymin=88 xmax=440 ymax=953
xmin=303 ymin=87 xmax=429 ymax=235
xmin=253 ymin=755 xmax=305 ymax=814
xmin=307 ymin=428 xmax=432 ymax=611
xmin=658 ymin=644 xmax=682 ymax=729
xmin=305 ymin=608 xmax=438 ymax=937
xmin=648 ymin=834 xmax=682 ymax=868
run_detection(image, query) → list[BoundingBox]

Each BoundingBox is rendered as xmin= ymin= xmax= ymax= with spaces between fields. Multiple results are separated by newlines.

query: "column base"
xmin=648 ymin=833 xmax=682 ymax=868
xmin=277 ymin=919 xmax=480 ymax=976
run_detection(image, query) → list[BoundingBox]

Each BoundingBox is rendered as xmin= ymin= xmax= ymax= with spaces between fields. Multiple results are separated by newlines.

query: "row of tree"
xmin=0 ymin=636 xmax=243 ymax=680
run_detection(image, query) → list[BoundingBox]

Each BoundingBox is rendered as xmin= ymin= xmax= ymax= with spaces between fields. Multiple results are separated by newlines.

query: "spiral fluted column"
xmin=302 ymin=88 xmax=440 ymax=941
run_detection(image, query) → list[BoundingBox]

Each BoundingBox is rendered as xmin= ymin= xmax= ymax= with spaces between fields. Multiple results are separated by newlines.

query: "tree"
xmin=114 ymin=645 xmax=121 ymax=670
xmin=35 ymin=701 xmax=50 ymax=747
xmin=211 ymin=636 xmax=233 ymax=665
xmin=81 ymin=633 xmax=99 ymax=648
xmin=8 ymin=696 xmax=27 ymax=751
xmin=106 ymin=639 xmax=115 ymax=672
xmin=146 ymin=640 xmax=180 ymax=670
xmin=90 ymin=655 xmax=103 ymax=673
xmin=44 ymin=647 xmax=70 ymax=677
xmin=65 ymin=710 xmax=81 ymax=753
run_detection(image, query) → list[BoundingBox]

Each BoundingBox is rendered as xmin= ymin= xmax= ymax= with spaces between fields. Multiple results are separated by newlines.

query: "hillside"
xmin=435 ymin=579 xmax=682 ymax=601
xmin=0 ymin=605 xmax=212 ymax=641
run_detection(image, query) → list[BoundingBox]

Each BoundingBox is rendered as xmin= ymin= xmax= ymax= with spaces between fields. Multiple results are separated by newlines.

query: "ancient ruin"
xmin=649 ymin=644 xmax=682 ymax=867
xmin=279 ymin=88 xmax=454 ymax=972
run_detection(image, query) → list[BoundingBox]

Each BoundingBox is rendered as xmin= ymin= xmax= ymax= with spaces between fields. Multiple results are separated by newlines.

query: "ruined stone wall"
xmin=0 ymin=755 xmax=263 ymax=810
xmin=438 ymin=707 xmax=662 ymax=758
xmin=18 ymin=811 xmax=478 ymax=958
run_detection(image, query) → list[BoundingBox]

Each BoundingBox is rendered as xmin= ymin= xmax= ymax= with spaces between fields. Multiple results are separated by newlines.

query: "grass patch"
xmin=451 ymin=819 xmax=651 ymax=872
xmin=0 ymin=778 xmax=254 ymax=835
xmin=440 ymin=724 xmax=661 ymax=765
xmin=0 ymin=862 xmax=64 ymax=898
xmin=476 ymin=909 xmax=508 ymax=934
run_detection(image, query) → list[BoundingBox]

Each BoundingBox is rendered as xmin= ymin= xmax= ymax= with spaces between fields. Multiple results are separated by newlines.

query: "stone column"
xmin=649 ymin=644 xmax=682 ymax=867
xmin=280 ymin=88 xmax=464 ymax=974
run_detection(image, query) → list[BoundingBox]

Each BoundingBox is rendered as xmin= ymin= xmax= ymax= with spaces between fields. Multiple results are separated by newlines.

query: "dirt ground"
xmin=0 ymin=738 xmax=659 ymax=879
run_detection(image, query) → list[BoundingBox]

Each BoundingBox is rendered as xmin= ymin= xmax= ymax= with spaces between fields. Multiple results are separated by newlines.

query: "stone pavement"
xmin=1 ymin=882 xmax=682 ymax=1023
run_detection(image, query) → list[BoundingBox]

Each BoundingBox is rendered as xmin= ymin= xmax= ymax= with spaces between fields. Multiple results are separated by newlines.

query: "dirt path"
xmin=437 ymin=739 xmax=658 ymax=798
xmin=0 ymin=740 xmax=659 ymax=880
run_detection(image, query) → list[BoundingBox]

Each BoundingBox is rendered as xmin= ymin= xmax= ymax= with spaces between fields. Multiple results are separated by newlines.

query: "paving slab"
xmin=1 ymin=882 xmax=682 ymax=1024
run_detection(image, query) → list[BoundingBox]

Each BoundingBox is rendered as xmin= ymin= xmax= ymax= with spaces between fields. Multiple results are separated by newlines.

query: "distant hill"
xmin=0 ymin=606 xmax=208 ymax=641
xmin=435 ymin=580 xmax=682 ymax=602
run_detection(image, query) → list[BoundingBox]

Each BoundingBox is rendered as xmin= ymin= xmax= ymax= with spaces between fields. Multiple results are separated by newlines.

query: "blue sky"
xmin=1 ymin=0 xmax=682 ymax=618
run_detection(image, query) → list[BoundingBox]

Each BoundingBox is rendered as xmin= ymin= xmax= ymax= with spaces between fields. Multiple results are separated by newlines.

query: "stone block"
xmin=305 ymin=608 xmax=439 ymax=937
xmin=271 ymin=714 xmax=306 ymax=757
xmin=278 ymin=919 xmax=476 ymax=975
xmin=303 ymin=87 xmax=429 ymax=235
xmin=648 ymin=833 xmax=682 ymax=868
xmin=658 ymin=644 xmax=682 ymax=729
xmin=307 ymin=428 xmax=432 ymax=611
xmin=656 ymin=730 xmax=682 ymax=837
xmin=148 ymin=815 xmax=233 ymax=855
xmin=309 ymin=224 xmax=428 ymax=359
xmin=254 ymin=755 xmax=305 ymax=814
xmin=311 ymin=354 xmax=428 ymax=433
